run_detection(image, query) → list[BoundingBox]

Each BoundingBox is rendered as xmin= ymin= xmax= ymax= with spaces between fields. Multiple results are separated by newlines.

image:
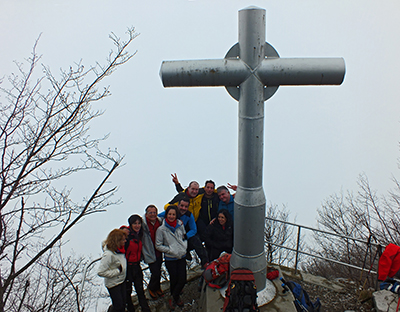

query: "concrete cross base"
xmin=264 ymin=275 xmax=297 ymax=312
xmin=198 ymin=284 xmax=225 ymax=312
xmin=198 ymin=276 xmax=297 ymax=312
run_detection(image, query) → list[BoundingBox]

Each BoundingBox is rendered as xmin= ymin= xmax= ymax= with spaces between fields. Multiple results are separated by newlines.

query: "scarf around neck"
xmin=166 ymin=218 xmax=177 ymax=228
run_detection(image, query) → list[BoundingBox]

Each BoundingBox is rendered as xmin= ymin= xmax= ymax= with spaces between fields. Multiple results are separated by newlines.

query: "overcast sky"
xmin=1 ymin=0 xmax=400 ymax=260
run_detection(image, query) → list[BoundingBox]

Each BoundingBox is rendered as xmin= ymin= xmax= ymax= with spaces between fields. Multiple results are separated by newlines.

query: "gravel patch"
xmin=282 ymin=276 xmax=375 ymax=312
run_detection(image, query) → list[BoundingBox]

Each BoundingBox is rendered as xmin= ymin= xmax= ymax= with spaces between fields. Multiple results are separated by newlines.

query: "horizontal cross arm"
xmin=257 ymin=58 xmax=345 ymax=86
xmin=160 ymin=59 xmax=248 ymax=87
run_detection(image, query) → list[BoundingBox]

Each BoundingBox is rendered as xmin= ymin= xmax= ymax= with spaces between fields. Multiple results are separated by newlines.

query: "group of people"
xmin=97 ymin=174 xmax=236 ymax=311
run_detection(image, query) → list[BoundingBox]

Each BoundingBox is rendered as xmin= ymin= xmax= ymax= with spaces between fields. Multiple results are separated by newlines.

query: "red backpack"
xmin=202 ymin=252 xmax=231 ymax=289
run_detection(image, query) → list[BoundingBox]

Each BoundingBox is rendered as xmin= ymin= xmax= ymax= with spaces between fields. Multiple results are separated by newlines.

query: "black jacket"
xmin=204 ymin=215 xmax=233 ymax=261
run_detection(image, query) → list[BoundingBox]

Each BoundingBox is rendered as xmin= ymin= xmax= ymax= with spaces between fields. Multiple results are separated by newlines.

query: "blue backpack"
xmin=281 ymin=278 xmax=321 ymax=312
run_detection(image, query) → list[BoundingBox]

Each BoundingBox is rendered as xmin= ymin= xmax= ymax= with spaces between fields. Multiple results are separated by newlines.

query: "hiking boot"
xmin=156 ymin=289 xmax=164 ymax=297
xmin=126 ymin=300 xmax=135 ymax=312
xmin=168 ymin=298 xmax=176 ymax=311
xmin=148 ymin=289 xmax=158 ymax=299
xmin=175 ymin=299 xmax=184 ymax=307
xmin=197 ymin=276 xmax=204 ymax=292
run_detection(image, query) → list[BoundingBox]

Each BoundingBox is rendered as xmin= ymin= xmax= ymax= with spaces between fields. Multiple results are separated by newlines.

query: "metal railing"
xmin=265 ymin=216 xmax=382 ymax=277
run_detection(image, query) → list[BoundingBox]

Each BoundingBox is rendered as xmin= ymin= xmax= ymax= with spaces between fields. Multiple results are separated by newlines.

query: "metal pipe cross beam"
xmin=161 ymin=58 xmax=345 ymax=88
xmin=159 ymin=6 xmax=345 ymax=290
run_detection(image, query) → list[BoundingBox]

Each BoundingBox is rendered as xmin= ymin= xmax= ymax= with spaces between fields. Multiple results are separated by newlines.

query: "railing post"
xmin=376 ymin=244 xmax=383 ymax=290
xmin=294 ymin=225 xmax=301 ymax=275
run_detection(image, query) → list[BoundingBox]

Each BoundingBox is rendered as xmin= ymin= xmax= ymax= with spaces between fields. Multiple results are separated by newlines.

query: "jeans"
xmin=148 ymin=256 xmax=163 ymax=292
xmin=188 ymin=234 xmax=209 ymax=266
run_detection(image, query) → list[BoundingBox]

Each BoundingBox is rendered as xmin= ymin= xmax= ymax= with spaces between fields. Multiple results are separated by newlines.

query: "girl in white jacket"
xmin=98 ymin=229 xmax=127 ymax=312
xmin=156 ymin=205 xmax=187 ymax=310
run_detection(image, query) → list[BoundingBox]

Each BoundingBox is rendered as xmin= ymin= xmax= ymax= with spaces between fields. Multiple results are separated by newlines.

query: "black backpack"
xmin=223 ymin=268 xmax=259 ymax=312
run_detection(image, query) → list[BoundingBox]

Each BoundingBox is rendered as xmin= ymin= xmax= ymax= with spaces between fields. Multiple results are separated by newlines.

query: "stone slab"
xmin=373 ymin=290 xmax=399 ymax=312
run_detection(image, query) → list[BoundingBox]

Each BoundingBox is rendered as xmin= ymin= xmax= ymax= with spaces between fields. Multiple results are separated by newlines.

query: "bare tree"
xmin=306 ymin=174 xmax=398 ymax=284
xmin=0 ymin=27 xmax=138 ymax=312
xmin=14 ymin=243 xmax=101 ymax=312
xmin=265 ymin=203 xmax=301 ymax=267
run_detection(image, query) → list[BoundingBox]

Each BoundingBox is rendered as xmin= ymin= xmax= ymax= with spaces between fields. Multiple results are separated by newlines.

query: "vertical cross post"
xmin=160 ymin=6 xmax=345 ymax=290
xmin=232 ymin=7 xmax=268 ymax=289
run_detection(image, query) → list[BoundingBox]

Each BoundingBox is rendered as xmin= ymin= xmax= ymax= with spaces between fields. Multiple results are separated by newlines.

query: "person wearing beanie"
xmin=124 ymin=215 xmax=151 ymax=312
xmin=119 ymin=225 xmax=130 ymax=236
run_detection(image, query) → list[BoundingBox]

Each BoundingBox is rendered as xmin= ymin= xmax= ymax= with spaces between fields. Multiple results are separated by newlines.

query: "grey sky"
xmin=1 ymin=0 xmax=400 ymax=260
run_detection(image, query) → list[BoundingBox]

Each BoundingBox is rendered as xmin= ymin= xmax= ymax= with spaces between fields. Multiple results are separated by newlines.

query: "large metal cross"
xmin=160 ymin=6 xmax=345 ymax=290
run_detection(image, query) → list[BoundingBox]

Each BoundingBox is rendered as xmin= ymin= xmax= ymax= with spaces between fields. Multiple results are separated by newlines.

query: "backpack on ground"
xmin=380 ymin=277 xmax=400 ymax=294
xmin=223 ymin=268 xmax=259 ymax=312
xmin=203 ymin=252 xmax=231 ymax=289
xmin=280 ymin=277 xmax=321 ymax=312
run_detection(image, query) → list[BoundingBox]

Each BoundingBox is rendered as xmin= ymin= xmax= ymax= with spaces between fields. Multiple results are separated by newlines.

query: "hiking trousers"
xmin=125 ymin=263 xmax=151 ymax=312
xmin=107 ymin=282 xmax=126 ymax=312
xmin=148 ymin=255 xmax=163 ymax=292
xmin=165 ymin=258 xmax=186 ymax=302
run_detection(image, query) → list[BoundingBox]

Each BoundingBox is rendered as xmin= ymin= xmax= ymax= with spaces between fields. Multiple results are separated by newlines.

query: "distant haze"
xmin=1 ymin=0 xmax=399 ymax=260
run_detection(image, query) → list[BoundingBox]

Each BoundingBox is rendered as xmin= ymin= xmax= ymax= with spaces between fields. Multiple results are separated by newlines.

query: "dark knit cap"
xmin=128 ymin=214 xmax=142 ymax=225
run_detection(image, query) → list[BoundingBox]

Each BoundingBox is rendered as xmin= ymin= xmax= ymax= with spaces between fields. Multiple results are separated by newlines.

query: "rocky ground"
xmin=136 ymin=262 xmax=377 ymax=312
xmin=286 ymin=276 xmax=375 ymax=312
xmin=145 ymin=275 xmax=375 ymax=311
xmin=145 ymin=274 xmax=203 ymax=312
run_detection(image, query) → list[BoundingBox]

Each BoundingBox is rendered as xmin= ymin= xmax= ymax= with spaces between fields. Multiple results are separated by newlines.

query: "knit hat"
xmin=128 ymin=214 xmax=142 ymax=226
